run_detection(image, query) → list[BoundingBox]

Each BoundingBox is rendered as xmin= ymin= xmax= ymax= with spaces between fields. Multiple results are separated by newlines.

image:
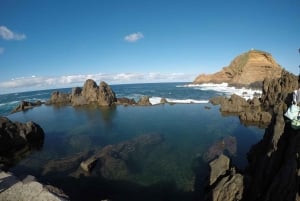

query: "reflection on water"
xmin=7 ymin=104 xmax=264 ymax=200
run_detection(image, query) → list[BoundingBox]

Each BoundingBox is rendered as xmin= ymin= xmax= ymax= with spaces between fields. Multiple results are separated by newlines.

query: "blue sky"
xmin=0 ymin=0 xmax=299 ymax=93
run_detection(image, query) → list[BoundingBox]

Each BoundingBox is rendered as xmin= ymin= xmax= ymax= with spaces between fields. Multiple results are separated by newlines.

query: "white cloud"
xmin=0 ymin=47 xmax=4 ymax=54
xmin=124 ymin=32 xmax=144 ymax=42
xmin=0 ymin=26 xmax=26 ymax=41
xmin=0 ymin=72 xmax=196 ymax=94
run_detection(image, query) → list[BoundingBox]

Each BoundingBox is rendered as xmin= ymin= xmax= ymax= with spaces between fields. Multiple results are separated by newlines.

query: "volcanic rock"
xmin=0 ymin=117 xmax=44 ymax=157
xmin=193 ymin=50 xmax=282 ymax=87
xmin=11 ymin=100 xmax=43 ymax=113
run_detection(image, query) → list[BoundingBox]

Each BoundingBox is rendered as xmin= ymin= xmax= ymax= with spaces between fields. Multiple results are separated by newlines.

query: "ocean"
xmin=0 ymin=82 xmax=264 ymax=201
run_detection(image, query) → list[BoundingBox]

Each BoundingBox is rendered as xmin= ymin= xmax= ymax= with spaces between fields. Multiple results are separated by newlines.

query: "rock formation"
xmin=0 ymin=171 xmax=69 ymax=201
xmin=0 ymin=117 xmax=44 ymax=158
xmin=193 ymin=50 xmax=282 ymax=87
xmin=48 ymin=79 xmax=117 ymax=107
xmin=210 ymin=94 xmax=272 ymax=126
xmin=204 ymin=70 xmax=300 ymax=201
xmin=11 ymin=100 xmax=43 ymax=114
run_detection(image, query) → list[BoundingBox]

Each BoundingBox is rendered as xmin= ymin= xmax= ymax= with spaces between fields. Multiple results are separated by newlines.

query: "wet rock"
xmin=11 ymin=100 xmax=43 ymax=113
xmin=0 ymin=171 xmax=69 ymax=201
xmin=137 ymin=96 xmax=152 ymax=106
xmin=116 ymin=97 xmax=137 ymax=105
xmin=0 ymin=117 xmax=44 ymax=157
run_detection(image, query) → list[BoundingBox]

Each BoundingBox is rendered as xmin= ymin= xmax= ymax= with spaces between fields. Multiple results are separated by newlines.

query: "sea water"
xmin=0 ymin=82 xmax=264 ymax=201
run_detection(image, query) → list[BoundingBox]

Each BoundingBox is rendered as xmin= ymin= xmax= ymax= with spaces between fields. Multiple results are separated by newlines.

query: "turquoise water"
xmin=7 ymin=103 xmax=263 ymax=200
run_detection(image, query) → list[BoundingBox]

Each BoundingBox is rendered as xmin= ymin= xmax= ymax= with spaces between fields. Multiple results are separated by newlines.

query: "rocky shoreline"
xmin=1 ymin=70 xmax=300 ymax=200
xmin=204 ymin=70 xmax=300 ymax=201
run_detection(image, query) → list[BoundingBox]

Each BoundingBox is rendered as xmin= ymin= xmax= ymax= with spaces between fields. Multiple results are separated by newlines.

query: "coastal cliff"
xmin=193 ymin=50 xmax=282 ymax=87
xmin=205 ymin=70 xmax=300 ymax=201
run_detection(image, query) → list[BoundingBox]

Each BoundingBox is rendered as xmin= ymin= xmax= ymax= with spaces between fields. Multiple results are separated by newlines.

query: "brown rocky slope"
xmin=193 ymin=50 xmax=283 ymax=87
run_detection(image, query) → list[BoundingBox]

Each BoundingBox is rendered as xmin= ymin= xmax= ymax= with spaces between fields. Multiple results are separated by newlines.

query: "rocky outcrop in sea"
xmin=204 ymin=70 xmax=300 ymax=201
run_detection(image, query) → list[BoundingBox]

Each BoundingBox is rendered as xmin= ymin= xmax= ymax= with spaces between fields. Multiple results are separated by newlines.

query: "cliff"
xmin=193 ymin=50 xmax=283 ymax=87
xmin=204 ymin=70 xmax=300 ymax=201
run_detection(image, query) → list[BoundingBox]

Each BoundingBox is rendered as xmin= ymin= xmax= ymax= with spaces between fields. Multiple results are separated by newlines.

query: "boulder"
xmin=204 ymin=155 xmax=243 ymax=201
xmin=208 ymin=154 xmax=230 ymax=185
xmin=0 ymin=117 xmax=44 ymax=157
xmin=137 ymin=96 xmax=152 ymax=106
xmin=160 ymin=98 xmax=168 ymax=104
xmin=0 ymin=171 xmax=69 ymax=201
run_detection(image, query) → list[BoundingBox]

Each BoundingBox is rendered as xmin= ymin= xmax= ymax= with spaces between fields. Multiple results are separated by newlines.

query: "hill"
xmin=193 ymin=50 xmax=283 ymax=87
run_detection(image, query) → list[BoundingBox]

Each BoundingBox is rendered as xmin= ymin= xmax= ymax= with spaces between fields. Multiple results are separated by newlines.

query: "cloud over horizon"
xmin=0 ymin=72 xmax=196 ymax=94
xmin=0 ymin=26 xmax=26 ymax=41
xmin=124 ymin=32 xmax=144 ymax=42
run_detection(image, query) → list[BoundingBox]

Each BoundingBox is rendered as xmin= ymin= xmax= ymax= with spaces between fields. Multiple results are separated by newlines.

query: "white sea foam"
xmin=149 ymin=97 xmax=209 ymax=105
xmin=178 ymin=83 xmax=261 ymax=100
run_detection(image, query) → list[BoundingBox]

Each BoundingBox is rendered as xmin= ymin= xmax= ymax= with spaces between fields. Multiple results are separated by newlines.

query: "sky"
xmin=0 ymin=0 xmax=300 ymax=94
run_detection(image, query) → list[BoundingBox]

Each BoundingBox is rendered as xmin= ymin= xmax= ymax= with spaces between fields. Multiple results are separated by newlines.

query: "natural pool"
xmin=7 ymin=103 xmax=264 ymax=201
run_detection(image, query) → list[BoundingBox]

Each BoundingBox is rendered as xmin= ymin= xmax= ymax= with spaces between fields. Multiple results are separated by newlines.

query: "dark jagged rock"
xmin=11 ymin=100 xmax=43 ymax=114
xmin=0 ymin=117 xmax=44 ymax=157
xmin=261 ymin=70 xmax=298 ymax=109
xmin=204 ymin=70 xmax=300 ymax=201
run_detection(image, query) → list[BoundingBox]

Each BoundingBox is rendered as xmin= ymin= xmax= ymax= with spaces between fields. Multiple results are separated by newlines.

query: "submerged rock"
xmin=203 ymin=136 xmax=237 ymax=162
xmin=80 ymin=134 xmax=164 ymax=180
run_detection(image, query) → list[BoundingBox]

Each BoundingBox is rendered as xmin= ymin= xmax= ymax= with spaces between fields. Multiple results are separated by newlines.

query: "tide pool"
xmin=6 ymin=103 xmax=264 ymax=201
